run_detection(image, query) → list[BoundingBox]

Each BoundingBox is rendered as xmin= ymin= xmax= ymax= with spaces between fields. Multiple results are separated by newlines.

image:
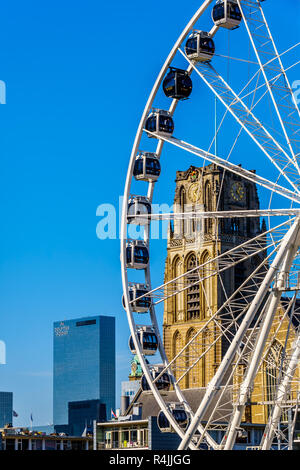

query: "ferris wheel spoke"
xmin=177 ymin=49 xmax=300 ymax=191
xmin=258 ymin=297 xmax=299 ymax=449
xmin=133 ymin=208 xmax=300 ymax=222
xmin=238 ymin=0 xmax=300 ymax=169
xmin=122 ymin=1 xmax=300 ymax=451
xmin=178 ymin=217 xmax=300 ymax=450
xmin=144 ymin=129 xmax=300 ymax=204
xmin=223 ymin=236 xmax=300 ymax=449
xmin=151 ymin=246 xmax=273 ymax=393
xmin=245 ymin=294 xmax=300 ymax=450
xmin=196 ymin=302 xmax=270 ymax=448
xmin=129 ymin=218 xmax=291 ymax=307
xmin=168 ymin=251 xmax=277 ymax=447
xmin=221 ymin=294 xmax=299 ymax=450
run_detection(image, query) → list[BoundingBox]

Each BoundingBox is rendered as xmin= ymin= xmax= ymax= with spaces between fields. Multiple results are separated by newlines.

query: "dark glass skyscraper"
xmin=53 ymin=315 xmax=115 ymax=426
xmin=0 ymin=392 xmax=13 ymax=428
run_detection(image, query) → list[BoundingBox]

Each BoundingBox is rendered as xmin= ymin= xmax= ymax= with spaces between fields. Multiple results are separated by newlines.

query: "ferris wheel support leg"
xmin=223 ymin=228 xmax=300 ymax=450
xmin=260 ymin=331 xmax=300 ymax=450
xmin=178 ymin=218 xmax=300 ymax=451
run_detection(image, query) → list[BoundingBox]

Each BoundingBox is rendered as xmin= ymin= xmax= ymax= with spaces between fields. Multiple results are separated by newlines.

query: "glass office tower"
xmin=53 ymin=315 xmax=115 ymax=426
xmin=0 ymin=392 xmax=13 ymax=428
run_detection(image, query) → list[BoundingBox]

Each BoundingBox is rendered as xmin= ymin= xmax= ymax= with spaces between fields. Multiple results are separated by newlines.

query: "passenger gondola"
xmin=129 ymin=326 xmax=158 ymax=355
xmin=163 ymin=68 xmax=193 ymax=100
xmin=122 ymin=283 xmax=151 ymax=313
xmin=126 ymin=240 xmax=149 ymax=269
xmin=212 ymin=0 xmax=242 ymax=29
xmin=185 ymin=31 xmax=215 ymax=62
xmin=127 ymin=196 xmax=151 ymax=225
xmin=157 ymin=404 xmax=190 ymax=433
xmin=145 ymin=109 xmax=174 ymax=137
xmin=133 ymin=152 xmax=161 ymax=182
xmin=141 ymin=365 xmax=171 ymax=391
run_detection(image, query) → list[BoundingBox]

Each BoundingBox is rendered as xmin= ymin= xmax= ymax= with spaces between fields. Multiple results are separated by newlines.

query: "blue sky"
xmin=0 ymin=0 xmax=299 ymax=426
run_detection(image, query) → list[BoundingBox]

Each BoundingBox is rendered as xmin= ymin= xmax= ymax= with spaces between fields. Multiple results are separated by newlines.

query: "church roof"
xmin=125 ymin=387 xmax=233 ymax=424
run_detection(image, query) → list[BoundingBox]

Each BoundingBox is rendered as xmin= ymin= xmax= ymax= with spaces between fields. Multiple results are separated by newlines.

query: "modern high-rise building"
xmin=0 ymin=392 xmax=13 ymax=428
xmin=53 ymin=315 xmax=115 ymax=427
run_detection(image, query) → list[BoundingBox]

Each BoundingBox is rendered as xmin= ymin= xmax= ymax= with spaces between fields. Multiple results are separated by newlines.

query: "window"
xmin=228 ymin=3 xmax=242 ymax=20
xmin=76 ymin=320 xmax=96 ymax=327
xmin=173 ymin=331 xmax=185 ymax=384
xmin=133 ymin=158 xmax=143 ymax=176
xmin=185 ymin=37 xmax=197 ymax=55
xmin=201 ymin=252 xmax=211 ymax=318
xmin=145 ymin=116 xmax=156 ymax=132
xmin=158 ymin=115 xmax=174 ymax=133
xmin=145 ymin=158 xmax=160 ymax=176
xmin=204 ymin=181 xmax=212 ymax=233
xmin=213 ymin=4 xmax=225 ymax=21
xmin=265 ymin=341 xmax=284 ymax=419
xmin=186 ymin=254 xmax=200 ymax=320
xmin=186 ymin=328 xmax=199 ymax=388
xmin=200 ymin=37 xmax=215 ymax=54
xmin=179 ymin=187 xmax=186 ymax=236
xmin=173 ymin=257 xmax=181 ymax=322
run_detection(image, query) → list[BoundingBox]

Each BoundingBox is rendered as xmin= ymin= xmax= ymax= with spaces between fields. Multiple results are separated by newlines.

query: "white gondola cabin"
xmin=126 ymin=240 xmax=149 ymax=270
xmin=157 ymin=403 xmax=190 ymax=433
xmin=122 ymin=283 xmax=151 ymax=313
xmin=133 ymin=152 xmax=161 ymax=182
xmin=129 ymin=326 xmax=158 ymax=356
xmin=185 ymin=31 xmax=215 ymax=62
xmin=145 ymin=109 xmax=174 ymax=138
xmin=163 ymin=68 xmax=193 ymax=100
xmin=141 ymin=365 xmax=171 ymax=392
xmin=127 ymin=196 xmax=151 ymax=225
xmin=212 ymin=0 xmax=242 ymax=29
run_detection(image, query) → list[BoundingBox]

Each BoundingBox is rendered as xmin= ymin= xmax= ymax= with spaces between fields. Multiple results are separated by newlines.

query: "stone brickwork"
xmin=162 ymin=164 xmax=299 ymax=425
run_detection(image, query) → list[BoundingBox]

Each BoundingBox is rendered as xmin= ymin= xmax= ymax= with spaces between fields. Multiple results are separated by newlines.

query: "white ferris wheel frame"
xmin=120 ymin=0 xmax=300 ymax=451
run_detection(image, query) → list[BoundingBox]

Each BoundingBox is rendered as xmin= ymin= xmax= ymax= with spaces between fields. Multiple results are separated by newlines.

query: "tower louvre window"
xmin=186 ymin=254 xmax=200 ymax=320
xmin=204 ymin=181 xmax=212 ymax=233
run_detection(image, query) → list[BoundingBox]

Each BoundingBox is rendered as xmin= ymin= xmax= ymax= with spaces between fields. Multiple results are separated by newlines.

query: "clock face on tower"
xmin=230 ymin=181 xmax=245 ymax=202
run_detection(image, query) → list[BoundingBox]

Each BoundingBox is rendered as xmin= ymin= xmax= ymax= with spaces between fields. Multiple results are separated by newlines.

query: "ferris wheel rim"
xmin=120 ymin=0 xmax=300 ymax=451
xmin=120 ymin=0 xmax=218 ymax=450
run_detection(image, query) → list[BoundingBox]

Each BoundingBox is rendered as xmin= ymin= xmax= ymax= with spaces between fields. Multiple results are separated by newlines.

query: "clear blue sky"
xmin=0 ymin=0 xmax=299 ymax=426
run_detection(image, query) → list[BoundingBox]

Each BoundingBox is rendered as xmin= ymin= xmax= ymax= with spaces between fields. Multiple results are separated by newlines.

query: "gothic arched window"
xmin=179 ymin=186 xmax=186 ymax=237
xmin=173 ymin=330 xmax=184 ymax=384
xmin=186 ymin=328 xmax=199 ymax=388
xmin=204 ymin=181 xmax=212 ymax=234
xmin=201 ymin=328 xmax=210 ymax=387
xmin=173 ymin=257 xmax=181 ymax=323
xmin=200 ymin=251 xmax=211 ymax=318
xmin=265 ymin=341 xmax=283 ymax=418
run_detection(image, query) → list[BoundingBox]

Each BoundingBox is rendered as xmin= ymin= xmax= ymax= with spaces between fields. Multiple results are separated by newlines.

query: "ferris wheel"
xmin=120 ymin=0 xmax=300 ymax=450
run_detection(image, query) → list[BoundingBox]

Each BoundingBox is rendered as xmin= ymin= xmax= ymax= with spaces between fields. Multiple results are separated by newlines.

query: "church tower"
xmin=163 ymin=163 xmax=263 ymax=390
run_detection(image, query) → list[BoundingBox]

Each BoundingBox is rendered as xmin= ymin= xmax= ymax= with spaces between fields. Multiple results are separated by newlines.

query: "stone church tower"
xmin=163 ymin=163 xmax=264 ymax=390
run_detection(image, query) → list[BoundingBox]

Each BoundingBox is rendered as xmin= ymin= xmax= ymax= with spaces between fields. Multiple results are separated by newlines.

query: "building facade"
xmin=162 ymin=164 xmax=299 ymax=426
xmin=0 ymin=393 xmax=13 ymax=428
xmin=121 ymin=381 xmax=140 ymax=405
xmin=53 ymin=315 xmax=115 ymax=427
xmin=163 ymin=164 xmax=262 ymax=389
xmin=0 ymin=426 xmax=92 ymax=450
